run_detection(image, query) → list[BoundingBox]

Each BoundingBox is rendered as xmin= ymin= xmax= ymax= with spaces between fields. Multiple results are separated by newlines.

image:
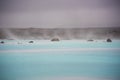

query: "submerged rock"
xmin=107 ymin=38 xmax=112 ymax=42
xmin=87 ymin=39 xmax=94 ymax=42
xmin=51 ymin=38 xmax=60 ymax=41
xmin=29 ymin=41 xmax=34 ymax=43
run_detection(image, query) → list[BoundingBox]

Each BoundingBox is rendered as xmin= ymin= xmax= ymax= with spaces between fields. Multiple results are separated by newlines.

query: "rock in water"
xmin=87 ymin=39 xmax=94 ymax=42
xmin=107 ymin=38 xmax=112 ymax=42
xmin=51 ymin=38 xmax=60 ymax=41
xmin=0 ymin=41 xmax=4 ymax=44
xmin=29 ymin=41 xmax=34 ymax=43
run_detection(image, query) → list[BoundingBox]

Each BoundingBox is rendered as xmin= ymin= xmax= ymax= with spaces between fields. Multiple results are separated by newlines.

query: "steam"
xmin=2 ymin=28 xmax=18 ymax=40
xmin=0 ymin=28 xmax=119 ymax=40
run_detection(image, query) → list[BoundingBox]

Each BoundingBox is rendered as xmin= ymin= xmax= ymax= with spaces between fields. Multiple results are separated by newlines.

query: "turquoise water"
xmin=0 ymin=40 xmax=120 ymax=50
xmin=0 ymin=40 xmax=120 ymax=80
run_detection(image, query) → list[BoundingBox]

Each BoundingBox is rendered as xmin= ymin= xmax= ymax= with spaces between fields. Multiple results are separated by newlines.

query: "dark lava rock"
xmin=29 ymin=41 xmax=34 ymax=43
xmin=87 ymin=39 xmax=94 ymax=42
xmin=51 ymin=38 xmax=60 ymax=41
xmin=0 ymin=41 xmax=4 ymax=44
xmin=107 ymin=38 xmax=112 ymax=42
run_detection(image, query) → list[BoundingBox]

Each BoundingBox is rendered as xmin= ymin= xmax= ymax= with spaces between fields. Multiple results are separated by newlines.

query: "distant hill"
xmin=0 ymin=27 xmax=120 ymax=40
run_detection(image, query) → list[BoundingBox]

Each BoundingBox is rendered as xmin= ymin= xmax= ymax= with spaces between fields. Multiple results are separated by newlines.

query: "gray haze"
xmin=0 ymin=0 xmax=120 ymax=28
xmin=0 ymin=28 xmax=120 ymax=40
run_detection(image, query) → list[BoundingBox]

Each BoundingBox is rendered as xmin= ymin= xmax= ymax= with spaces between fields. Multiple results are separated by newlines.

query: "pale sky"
xmin=0 ymin=0 xmax=120 ymax=28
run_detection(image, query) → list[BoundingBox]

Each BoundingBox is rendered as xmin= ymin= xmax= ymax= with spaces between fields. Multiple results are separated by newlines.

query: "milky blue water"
xmin=0 ymin=40 xmax=120 ymax=80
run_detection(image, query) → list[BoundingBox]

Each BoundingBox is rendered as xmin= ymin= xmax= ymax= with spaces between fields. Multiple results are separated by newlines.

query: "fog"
xmin=0 ymin=0 xmax=120 ymax=28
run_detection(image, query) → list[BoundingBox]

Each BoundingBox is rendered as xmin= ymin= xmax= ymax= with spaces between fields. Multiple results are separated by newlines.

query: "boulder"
xmin=87 ymin=39 xmax=94 ymax=42
xmin=0 ymin=41 xmax=4 ymax=44
xmin=107 ymin=38 xmax=112 ymax=42
xmin=29 ymin=41 xmax=34 ymax=43
xmin=51 ymin=38 xmax=60 ymax=41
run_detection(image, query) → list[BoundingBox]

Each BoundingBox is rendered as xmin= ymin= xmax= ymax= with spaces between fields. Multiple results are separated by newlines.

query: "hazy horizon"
xmin=0 ymin=0 xmax=120 ymax=28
